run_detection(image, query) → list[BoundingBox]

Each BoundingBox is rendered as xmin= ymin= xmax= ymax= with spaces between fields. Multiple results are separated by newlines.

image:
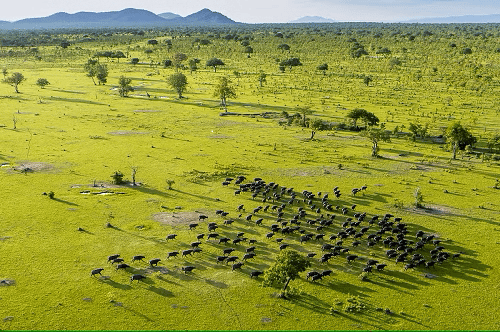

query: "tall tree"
xmin=118 ymin=76 xmax=133 ymax=97
xmin=361 ymin=127 xmax=391 ymax=157
xmin=167 ymin=72 xmax=188 ymax=98
xmin=445 ymin=122 xmax=477 ymax=159
xmin=36 ymin=78 xmax=50 ymax=89
xmin=317 ymin=63 xmax=328 ymax=75
xmin=3 ymin=72 xmax=25 ymax=93
xmin=173 ymin=53 xmax=187 ymax=71
xmin=279 ymin=58 xmax=302 ymax=72
xmin=206 ymin=58 xmax=225 ymax=73
xmin=347 ymin=108 xmax=379 ymax=128
xmin=213 ymin=76 xmax=236 ymax=108
xmin=263 ymin=250 xmax=311 ymax=298
xmin=258 ymin=71 xmax=267 ymax=87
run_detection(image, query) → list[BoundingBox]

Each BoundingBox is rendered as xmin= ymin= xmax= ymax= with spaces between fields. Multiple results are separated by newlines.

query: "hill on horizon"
xmin=157 ymin=12 xmax=182 ymax=20
xmin=0 ymin=8 xmax=237 ymax=29
xmin=401 ymin=13 xmax=500 ymax=23
xmin=289 ymin=16 xmax=335 ymax=23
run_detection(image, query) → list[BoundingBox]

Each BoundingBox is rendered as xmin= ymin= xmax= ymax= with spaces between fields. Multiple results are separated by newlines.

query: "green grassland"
xmin=1 ymin=24 xmax=500 ymax=330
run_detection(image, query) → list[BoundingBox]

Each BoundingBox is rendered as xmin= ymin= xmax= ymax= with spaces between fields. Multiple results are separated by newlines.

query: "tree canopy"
xmin=279 ymin=58 xmax=302 ymax=71
xmin=3 ymin=72 xmax=25 ymax=93
xmin=206 ymin=58 xmax=225 ymax=72
xmin=445 ymin=122 xmax=477 ymax=159
xmin=118 ymin=76 xmax=133 ymax=97
xmin=36 ymin=78 xmax=50 ymax=88
xmin=167 ymin=72 xmax=188 ymax=98
xmin=263 ymin=249 xmax=311 ymax=296
xmin=362 ymin=127 xmax=391 ymax=157
xmin=346 ymin=108 xmax=379 ymax=128
xmin=213 ymin=76 xmax=236 ymax=108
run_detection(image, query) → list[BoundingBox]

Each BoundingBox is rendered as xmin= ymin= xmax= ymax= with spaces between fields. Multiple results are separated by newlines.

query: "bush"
xmin=48 ymin=191 xmax=55 ymax=199
xmin=414 ymin=187 xmax=424 ymax=208
xmin=111 ymin=171 xmax=124 ymax=185
xmin=310 ymin=119 xmax=332 ymax=131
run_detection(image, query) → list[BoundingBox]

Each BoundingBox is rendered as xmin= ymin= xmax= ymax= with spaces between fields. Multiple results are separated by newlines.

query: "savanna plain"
xmin=1 ymin=23 xmax=500 ymax=331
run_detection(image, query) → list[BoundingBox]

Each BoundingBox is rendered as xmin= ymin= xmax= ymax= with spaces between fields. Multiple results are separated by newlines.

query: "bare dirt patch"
xmin=13 ymin=162 xmax=54 ymax=173
xmin=405 ymin=204 xmax=457 ymax=216
xmin=108 ymin=131 xmax=149 ymax=136
xmin=152 ymin=211 xmax=208 ymax=226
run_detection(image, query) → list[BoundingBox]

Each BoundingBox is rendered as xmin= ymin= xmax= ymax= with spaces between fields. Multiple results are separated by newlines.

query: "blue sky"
xmin=1 ymin=0 xmax=499 ymax=22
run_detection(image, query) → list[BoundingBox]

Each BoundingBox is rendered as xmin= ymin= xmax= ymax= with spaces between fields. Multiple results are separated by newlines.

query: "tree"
xmin=258 ymin=71 xmax=267 ymax=87
xmin=36 ymin=78 xmax=50 ymax=89
xmin=84 ymin=59 xmax=99 ymax=85
xmin=118 ymin=76 xmax=133 ymax=97
xmin=163 ymin=59 xmax=173 ymax=68
xmin=130 ymin=58 xmax=139 ymax=65
xmin=167 ymin=72 xmax=188 ymax=98
xmin=317 ymin=63 xmax=328 ymax=75
xmin=408 ymin=122 xmax=429 ymax=141
xmin=462 ymin=47 xmax=473 ymax=55
xmin=147 ymin=39 xmax=158 ymax=45
xmin=188 ymin=58 xmax=200 ymax=74
xmin=362 ymin=128 xmax=391 ymax=157
xmin=60 ymin=41 xmax=71 ymax=49
xmin=244 ymin=46 xmax=253 ymax=57
xmin=2 ymin=68 xmax=7 ymax=79
xmin=297 ymin=105 xmax=314 ymax=127
xmin=95 ymin=64 xmax=108 ymax=85
xmin=486 ymin=134 xmax=500 ymax=153
xmin=279 ymin=58 xmax=302 ymax=71
xmin=346 ymin=108 xmax=379 ymax=128
xmin=206 ymin=58 xmax=225 ymax=72
xmin=363 ymin=76 xmax=372 ymax=86
xmin=445 ymin=122 xmax=477 ymax=159
xmin=263 ymin=249 xmax=311 ymax=297
xmin=213 ymin=76 xmax=236 ymax=108
xmin=3 ymin=72 xmax=25 ymax=93
xmin=173 ymin=53 xmax=188 ymax=71
xmin=112 ymin=51 xmax=126 ymax=63
xmin=277 ymin=43 xmax=290 ymax=52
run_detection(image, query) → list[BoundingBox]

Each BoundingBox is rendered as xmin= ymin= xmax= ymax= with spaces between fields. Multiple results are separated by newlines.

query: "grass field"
xmin=1 ymin=24 xmax=500 ymax=331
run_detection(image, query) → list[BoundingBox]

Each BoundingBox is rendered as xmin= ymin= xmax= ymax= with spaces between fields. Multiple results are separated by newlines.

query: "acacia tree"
xmin=167 ymin=72 xmax=188 ymax=98
xmin=445 ymin=122 xmax=477 ymax=159
xmin=84 ymin=59 xmax=108 ymax=85
xmin=118 ymin=76 xmax=133 ymax=97
xmin=3 ymin=72 xmax=25 ymax=93
xmin=244 ymin=46 xmax=253 ymax=57
xmin=213 ymin=76 xmax=236 ymax=108
xmin=206 ymin=58 xmax=225 ymax=72
xmin=173 ymin=53 xmax=187 ymax=71
xmin=36 ymin=78 xmax=50 ymax=88
xmin=280 ymin=58 xmax=302 ymax=72
xmin=2 ymin=68 xmax=7 ymax=79
xmin=297 ymin=105 xmax=314 ymax=127
xmin=263 ymin=250 xmax=311 ymax=298
xmin=347 ymin=108 xmax=379 ymax=128
xmin=317 ymin=63 xmax=328 ymax=75
xmin=258 ymin=71 xmax=267 ymax=87
xmin=362 ymin=127 xmax=391 ymax=157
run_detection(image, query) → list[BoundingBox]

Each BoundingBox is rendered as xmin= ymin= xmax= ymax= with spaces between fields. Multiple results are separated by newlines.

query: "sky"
xmin=1 ymin=0 xmax=499 ymax=23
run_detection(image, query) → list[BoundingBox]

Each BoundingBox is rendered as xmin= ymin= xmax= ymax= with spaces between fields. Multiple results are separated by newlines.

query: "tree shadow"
xmin=146 ymin=285 xmax=174 ymax=297
xmin=52 ymin=198 xmax=79 ymax=206
xmin=97 ymin=277 xmax=133 ymax=290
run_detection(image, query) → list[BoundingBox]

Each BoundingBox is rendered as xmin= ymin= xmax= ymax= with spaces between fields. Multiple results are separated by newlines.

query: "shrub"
xmin=414 ymin=187 xmax=424 ymax=208
xmin=111 ymin=171 xmax=124 ymax=185
xmin=48 ymin=191 xmax=55 ymax=199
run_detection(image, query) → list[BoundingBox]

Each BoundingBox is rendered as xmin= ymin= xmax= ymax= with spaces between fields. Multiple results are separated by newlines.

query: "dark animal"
xmin=149 ymin=258 xmax=161 ymax=266
xmin=246 ymin=246 xmax=256 ymax=253
xmin=191 ymin=241 xmax=202 ymax=248
xmin=189 ymin=223 xmax=198 ymax=230
xmin=207 ymin=233 xmax=219 ymax=240
xmin=199 ymin=215 xmax=208 ymax=221
xmin=182 ymin=266 xmax=195 ymax=273
xmin=107 ymin=254 xmax=120 ymax=262
xmin=306 ymin=271 xmax=320 ymax=279
xmin=219 ymin=237 xmax=230 ymax=244
xmin=182 ymin=249 xmax=193 ymax=256
xmin=116 ymin=263 xmax=130 ymax=270
xmin=307 ymin=252 xmax=317 ymax=258
xmin=321 ymin=270 xmax=332 ymax=277
xmin=250 ymin=271 xmax=263 ymax=278
xmin=91 ymin=268 xmax=104 ymax=277
xmin=279 ymin=244 xmax=289 ymax=250
xmin=216 ymin=256 xmax=228 ymax=263
xmin=346 ymin=255 xmax=358 ymax=263
xmin=376 ymin=264 xmax=387 ymax=271
xmin=226 ymin=256 xmax=238 ymax=264
xmin=197 ymin=233 xmax=205 ymax=240
xmin=112 ymin=258 xmax=124 ymax=264
xmin=167 ymin=251 xmax=179 ymax=259
xmin=311 ymin=274 xmax=323 ymax=282
xmin=130 ymin=274 xmax=146 ymax=282
xmin=232 ymin=262 xmax=244 ymax=271
xmin=223 ymin=248 xmax=235 ymax=255
xmin=166 ymin=234 xmax=177 ymax=241
xmin=243 ymin=253 xmax=256 ymax=261
xmin=131 ymin=255 xmax=145 ymax=262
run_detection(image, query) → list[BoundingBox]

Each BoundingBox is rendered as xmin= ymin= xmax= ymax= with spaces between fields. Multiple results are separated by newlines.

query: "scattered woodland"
xmin=1 ymin=23 xmax=500 ymax=330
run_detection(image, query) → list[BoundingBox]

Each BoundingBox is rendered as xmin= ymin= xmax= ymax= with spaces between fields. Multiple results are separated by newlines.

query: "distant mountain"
xmin=402 ymin=14 xmax=500 ymax=23
xmin=0 ymin=8 xmax=237 ymax=29
xmin=157 ymin=12 xmax=182 ymax=20
xmin=289 ymin=16 xmax=335 ymax=23
xmin=170 ymin=8 xmax=237 ymax=24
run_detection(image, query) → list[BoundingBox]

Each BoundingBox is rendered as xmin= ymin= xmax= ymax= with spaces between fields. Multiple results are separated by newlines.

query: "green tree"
xmin=258 ymin=71 xmax=267 ymax=87
xmin=118 ymin=76 xmax=133 ymax=97
xmin=486 ymin=134 xmax=500 ymax=153
xmin=347 ymin=108 xmax=379 ymax=128
xmin=206 ymin=58 xmax=225 ymax=72
xmin=95 ymin=64 xmax=108 ymax=85
xmin=363 ymin=76 xmax=372 ymax=86
xmin=173 ymin=53 xmax=188 ymax=71
xmin=167 ymin=72 xmax=188 ymax=98
xmin=263 ymin=249 xmax=311 ymax=297
xmin=244 ymin=46 xmax=253 ymax=57
xmin=445 ymin=122 xmax=477 ymax=159
xmin=277 ymin=43 xmax=290 ymax=52
xmin=3 ymin=72 xmax=25 ymax=93
xmin=362 ymin=127 xmax=391 ymax=157
xmin=213 ymin=76 xmax=236 ymax=108
xmin=84 ymin=59 xmax=108 ymax=85
xmin=36 ymin=78 xmax=50 ymax=89
xmin=2 ymin=68 xmax=7 ymax=79
xmin=188 ymin=58 xmax=200 ymax=74
xmin=297 ymin=105 xmax=314 ymax=127
xmin=280 ymin=58 xmax=302 ymax=71
xmin=317 ymin=63 xmax=328 ymax=75
xmin=130 ymin=58 xmax=139 ymax=65
xmin=112 ymin=51 xmax=126 ymax=63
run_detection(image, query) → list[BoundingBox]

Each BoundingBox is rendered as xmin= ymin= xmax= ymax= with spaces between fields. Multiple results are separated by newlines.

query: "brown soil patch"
xmin=13 ymin=162 xmax=54 ymax=173
xmin=108 ymin=131 xmax=149 ymax=135
xmin=152 ymin=211 xmax=208 ymax=226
